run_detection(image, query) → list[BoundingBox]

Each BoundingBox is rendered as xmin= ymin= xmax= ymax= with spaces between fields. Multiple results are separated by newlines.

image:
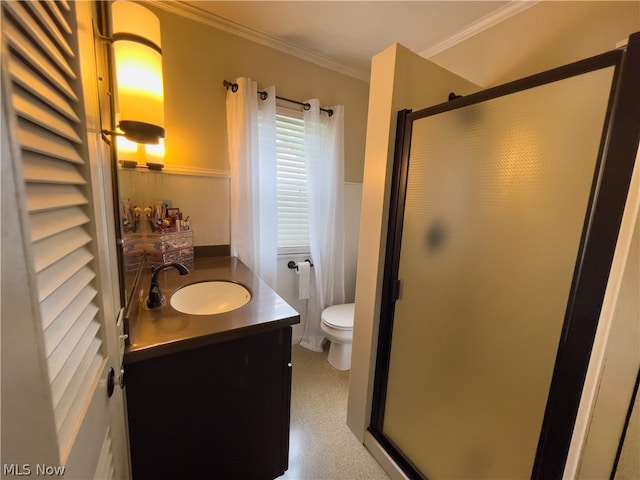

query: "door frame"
xmin=78 ymin=2 xmax=132 ymax=475
xmin=64 ymin=1 xmax=131 ymax=476
xmin=369 ymin=33 xmax=640 ymax=479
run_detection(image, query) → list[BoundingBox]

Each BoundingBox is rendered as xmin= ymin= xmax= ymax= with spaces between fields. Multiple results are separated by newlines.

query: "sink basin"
xmin=170 ymin=281 xmax=251 ymax=315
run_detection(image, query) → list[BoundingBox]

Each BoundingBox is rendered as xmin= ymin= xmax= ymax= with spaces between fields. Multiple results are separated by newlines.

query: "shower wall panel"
xmin=381 ymin=66 xmax=618 ymax=478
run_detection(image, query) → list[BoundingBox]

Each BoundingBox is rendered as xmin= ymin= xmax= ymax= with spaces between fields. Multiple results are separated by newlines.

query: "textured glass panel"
xmin=383 ymin=67 xmax=615 ymax=479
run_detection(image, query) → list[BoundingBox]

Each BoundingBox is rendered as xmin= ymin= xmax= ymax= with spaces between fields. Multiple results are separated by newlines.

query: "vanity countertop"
xmin=124 ymin=256 xmax=300 ymax=364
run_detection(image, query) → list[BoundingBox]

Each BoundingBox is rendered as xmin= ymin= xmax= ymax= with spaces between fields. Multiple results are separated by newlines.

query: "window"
xmin=276 ymin=106 xmax=309 ymax=253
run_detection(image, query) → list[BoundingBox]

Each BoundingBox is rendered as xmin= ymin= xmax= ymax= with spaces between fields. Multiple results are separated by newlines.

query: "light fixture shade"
xmin=112 ymin=0 xmax=165 ymax=144
xmin=145 ymin=138 xmax=165 ymax=170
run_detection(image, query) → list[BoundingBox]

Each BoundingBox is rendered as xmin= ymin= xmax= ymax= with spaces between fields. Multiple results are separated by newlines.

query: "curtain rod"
xmin=223 ymin=80 xmax=333 ymax=117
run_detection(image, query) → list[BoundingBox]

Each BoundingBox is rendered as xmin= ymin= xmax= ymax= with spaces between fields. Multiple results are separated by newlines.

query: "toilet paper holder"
xmin=287 ymin=260 xmax=313 ymax=271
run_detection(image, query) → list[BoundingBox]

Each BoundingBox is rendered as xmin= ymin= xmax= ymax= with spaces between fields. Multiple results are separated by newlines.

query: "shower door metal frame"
xmin=370 ymin=33 xmax=640 ymax=480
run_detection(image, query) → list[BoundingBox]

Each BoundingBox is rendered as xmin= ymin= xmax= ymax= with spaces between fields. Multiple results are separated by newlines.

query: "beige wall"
xmin=145 ymin=3 xmax=369 ymax=183
xmin=429 ymin=1 xmax=640 ymax=87
xmin=118 ymin=169 xmax=230 ymax=246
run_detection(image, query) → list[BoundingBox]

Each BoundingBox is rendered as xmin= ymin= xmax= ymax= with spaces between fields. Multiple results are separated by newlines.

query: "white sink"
xmin=170 ymin=281 xmax=251 ymax=315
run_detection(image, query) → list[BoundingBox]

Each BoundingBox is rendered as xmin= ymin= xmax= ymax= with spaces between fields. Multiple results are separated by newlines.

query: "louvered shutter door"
xmin=94 ymin=427 xmax=116 ymax=479
xmin=276 ymin=107 xmax=310 ymax=252
xmin=3 ymin=0 xmax=106 ymax=458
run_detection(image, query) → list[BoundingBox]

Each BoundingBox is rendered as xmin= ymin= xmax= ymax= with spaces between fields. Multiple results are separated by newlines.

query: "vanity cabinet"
xmin=125 ymin=326 xmax=292 ymax=480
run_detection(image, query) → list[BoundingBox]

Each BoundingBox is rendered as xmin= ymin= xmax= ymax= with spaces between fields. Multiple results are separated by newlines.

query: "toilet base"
xmin=327 ymin=341 xmax=352 ymax=371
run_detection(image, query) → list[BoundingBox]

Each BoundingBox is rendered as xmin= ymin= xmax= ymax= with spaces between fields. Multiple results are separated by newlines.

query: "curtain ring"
xmin=303 ymin=103 xmax=311 ymax=111
xmin=259 ymin=91 xmax=268 ymax=101
xmin=223 ymin=80 xmax=239 ymax=92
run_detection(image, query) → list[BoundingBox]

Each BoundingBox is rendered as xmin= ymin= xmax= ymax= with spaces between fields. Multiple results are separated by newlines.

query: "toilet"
xmin=320 ymin=303 xmax=355 ymax=371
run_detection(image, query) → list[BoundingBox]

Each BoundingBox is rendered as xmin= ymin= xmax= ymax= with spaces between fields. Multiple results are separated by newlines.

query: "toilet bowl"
xmin=320 ymin=303 xmax=355 ymax=371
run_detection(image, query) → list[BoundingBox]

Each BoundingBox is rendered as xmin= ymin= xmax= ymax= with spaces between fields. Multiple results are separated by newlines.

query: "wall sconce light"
xmin=111 ymin=0 xmax=165 ymax=146
xmin=116 ymin=136 xmax=165 ymax=170
xmin=116 ymin=136 xmax=142 ymax=168
xmin=145 ymin=138 xmax=165 ymax=170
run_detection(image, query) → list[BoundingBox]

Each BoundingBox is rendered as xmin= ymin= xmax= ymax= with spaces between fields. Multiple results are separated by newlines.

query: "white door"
xmin=1 ymin=1 xmax=129 ymax=478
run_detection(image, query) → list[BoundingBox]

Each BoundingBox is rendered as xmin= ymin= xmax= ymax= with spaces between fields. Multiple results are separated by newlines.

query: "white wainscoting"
xmin=118 ymin=169 xmax=230 ymax=246
xmin=344 ymin=182 xmax=363 ymax=304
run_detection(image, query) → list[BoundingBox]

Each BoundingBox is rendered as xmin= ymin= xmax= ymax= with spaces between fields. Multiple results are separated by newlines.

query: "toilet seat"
xmin=321 ymin=303 xmax=355 ymax=331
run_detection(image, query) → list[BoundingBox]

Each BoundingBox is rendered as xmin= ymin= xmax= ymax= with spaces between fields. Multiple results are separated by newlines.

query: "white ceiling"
xmin=175 ymin=1 xmax=536 ymax=81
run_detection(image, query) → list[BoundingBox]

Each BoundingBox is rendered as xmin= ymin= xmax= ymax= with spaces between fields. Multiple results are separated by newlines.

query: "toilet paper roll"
xmin=296 ymin=262 xmax=310 ymax=300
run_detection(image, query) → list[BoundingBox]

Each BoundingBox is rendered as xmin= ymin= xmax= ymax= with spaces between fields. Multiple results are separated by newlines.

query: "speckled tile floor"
xmin=279 ymin=344 xmax=390 ymax=480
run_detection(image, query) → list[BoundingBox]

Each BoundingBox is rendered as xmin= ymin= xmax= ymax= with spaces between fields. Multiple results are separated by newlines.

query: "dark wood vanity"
xmin=124 ymin=257 xmax=299 ymax=479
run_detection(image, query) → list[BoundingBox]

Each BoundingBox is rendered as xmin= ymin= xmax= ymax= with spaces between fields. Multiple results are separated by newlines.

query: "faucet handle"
xmin=147 ymin=284 xmax=165 ymax=308
xmin=147 ymin=262 xmax=190 ymax=309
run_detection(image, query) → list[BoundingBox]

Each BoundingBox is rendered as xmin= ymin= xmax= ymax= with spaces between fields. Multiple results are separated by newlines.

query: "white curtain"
xmin=226 ymin=77 xmax=278 ymax=288
xmin=300 ymin=100 xmax=346 ymax=351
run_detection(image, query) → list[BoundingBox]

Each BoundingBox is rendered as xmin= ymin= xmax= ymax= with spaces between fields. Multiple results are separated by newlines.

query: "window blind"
xmin=276 ymin=107 xmax=310 ymax=253
xmin=3 ymin=0 xmax=105 ymax=458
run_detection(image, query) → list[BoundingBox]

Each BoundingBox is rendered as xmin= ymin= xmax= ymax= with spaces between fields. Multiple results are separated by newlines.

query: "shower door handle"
xmin=393 ymin=279 xmax=402 ymax=301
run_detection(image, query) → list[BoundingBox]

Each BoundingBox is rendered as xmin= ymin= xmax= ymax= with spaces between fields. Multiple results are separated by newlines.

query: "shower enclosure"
xmin=370 ymin=34 xmax=639 ymax=479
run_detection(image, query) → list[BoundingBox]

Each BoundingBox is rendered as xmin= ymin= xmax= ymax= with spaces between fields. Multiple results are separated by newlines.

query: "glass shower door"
xmin=373 ymin=37 xmax=640 ymax=480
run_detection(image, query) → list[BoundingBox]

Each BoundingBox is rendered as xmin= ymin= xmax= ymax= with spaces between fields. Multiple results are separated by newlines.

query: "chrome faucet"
xmin=147 ymin=262 xmax=190 ymax=308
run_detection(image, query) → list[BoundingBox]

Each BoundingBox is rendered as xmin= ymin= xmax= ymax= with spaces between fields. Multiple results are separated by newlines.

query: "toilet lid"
xmin=322 ymin=303 xmax=355 ymax=330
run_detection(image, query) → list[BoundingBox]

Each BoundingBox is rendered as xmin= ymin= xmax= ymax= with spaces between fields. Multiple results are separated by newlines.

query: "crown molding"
xmin=148 ymin=0 xmax=371 ymax=82
xmin=419 ymin=0 xmax=540 ymax=59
